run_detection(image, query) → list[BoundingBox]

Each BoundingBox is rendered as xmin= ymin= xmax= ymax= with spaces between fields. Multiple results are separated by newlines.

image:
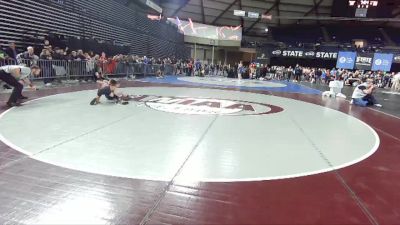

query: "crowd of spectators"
xmin=1 ymin=39 xmax=400 ymax=93
xmin=256 ymin=64 xmax=400 ymax=90
xmin=0 ymin=42 xmax=247 ymax=82
xmin=0 ymin=40 xmax=194 ymax=85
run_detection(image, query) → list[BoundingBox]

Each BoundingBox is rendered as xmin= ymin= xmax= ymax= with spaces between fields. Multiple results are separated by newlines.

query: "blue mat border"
xmin=138 ymin=76 xmax=322 ymax=95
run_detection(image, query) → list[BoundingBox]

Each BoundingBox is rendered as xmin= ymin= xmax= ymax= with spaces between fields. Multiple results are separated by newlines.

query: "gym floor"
xmin=299 ymin=81 xmax=400 ymax=118
xmin=0 ymin=77 xmax=399 ymax=225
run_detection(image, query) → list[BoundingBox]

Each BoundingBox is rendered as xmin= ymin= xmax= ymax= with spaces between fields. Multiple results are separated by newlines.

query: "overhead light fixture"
xmin=261 ymin=14 xmax=272 ymax=20
xmin=248 ymin=12 xmax=259 ymax=18
xmin=146 ymin=0 xmax=162 ymax=13
xmin=234 ymin=10 xmax=246 ymax=16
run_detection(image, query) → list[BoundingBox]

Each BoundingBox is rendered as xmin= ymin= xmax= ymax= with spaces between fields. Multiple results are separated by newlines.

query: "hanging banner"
xmin=270 ymin=49 xmax=305 ymax=58
xmin=282 ymin=50 xmax=305 ymax=57
xmin=270 ymin=49 xmax=283 ymax=56
xmin=304 ymin=51 xmax=316 ymax=58
xmin=315 ymin=51 xmax=338 ymax=59
xmin=355 ymin=53 xmax=374 ymax=70
xmin=266 ymin=48 xmax=396 ymax=70
xmin=304 ymin=51 xmax=338 ymax=59
xmin=371 ymin=53 xmax=393 ymax=71
xmin=269 ymin=49 xmax=337 ymax=59
xmin=336 ymin=51 xmax=357 ymax=69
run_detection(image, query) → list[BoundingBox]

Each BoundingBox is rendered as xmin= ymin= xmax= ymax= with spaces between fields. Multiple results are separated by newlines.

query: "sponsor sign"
xmin=336 ymin=51 xmax=357 ymax=69
xmin=355 ymin=53 xmax=374 ymax=70
xmin=315 ymin=51 xmax=338 ymax=59
xmin=304 ymin=51 xmax=315 ymax=57
xmin=271 ymin=49 xmax=282 ymax=56
xmin=269 ymin=49 xmax=338 ymax=59
xmin=371 ymin=53 xmax=393 ymax=71
xmin=282 ymin=50 xmax=304 ymax=57
xmin=129 ymin=95 xmax=284 ymax=116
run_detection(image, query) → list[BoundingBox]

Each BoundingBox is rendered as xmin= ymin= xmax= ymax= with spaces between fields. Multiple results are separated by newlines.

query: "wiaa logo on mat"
xmin=130 ymin=95 xmax=284 ymax=116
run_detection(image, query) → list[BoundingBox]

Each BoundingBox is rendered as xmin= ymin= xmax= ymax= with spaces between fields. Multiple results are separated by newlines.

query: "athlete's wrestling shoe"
xmin=90 ymin=98 xmax=98 ymax=105
xmin=6 ymin=102 xmax=21 ymax=107
xmin=115 ymin=98 xmax=129 ymax=105
xmin=20 ymin=96 xmax=29 ymax=100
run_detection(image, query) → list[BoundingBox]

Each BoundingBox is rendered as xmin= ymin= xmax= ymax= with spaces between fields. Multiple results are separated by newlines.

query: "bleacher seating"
xmin=0 ymin=0 xmax=188 ymax=59
xmin=265 ymin=25 xmax=393 ymax=50
xmin=385 ymin=28 xmax=400 ymax=45
xmin=271 ymin=27 xmax=324 ymax=45
xmin=327 ymin=26 xmax=383 ymax=45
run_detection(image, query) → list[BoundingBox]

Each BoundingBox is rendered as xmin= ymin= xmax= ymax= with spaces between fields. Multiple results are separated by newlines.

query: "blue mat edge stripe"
xmin=138 ymin=76 xmax=322 ymax=95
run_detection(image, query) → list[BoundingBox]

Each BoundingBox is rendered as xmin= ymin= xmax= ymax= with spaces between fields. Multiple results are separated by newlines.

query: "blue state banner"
xmin=336 ymin=51 xmax=356 ymax=69
xmin=372 ymin=53 xmax=393 ymax=72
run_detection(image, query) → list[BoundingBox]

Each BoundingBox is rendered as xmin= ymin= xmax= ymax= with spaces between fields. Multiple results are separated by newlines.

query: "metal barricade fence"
xmin=151 ymin=64 xmax=160 ymax=75
xmin=68 ymin=60 xmax=91 ymax=79
xmin=18 ymin=58 xmax=38 ymax=67
xmin=131 ymin=63 xmax=143 ymax=76
xmin=37 ymin=60 xmax=60 ymax=81
xmin=1 ymin=59 xmax=178 ymax=80
xmin=114 ymin=61 xmax=128 ymax=76
xmin=0 ymin=59 xmax=18 ymax=67
xmin=165 ymin=64 xmax=174 ymax=75
xmin=1 ymin=59 xmax=66 ymax=80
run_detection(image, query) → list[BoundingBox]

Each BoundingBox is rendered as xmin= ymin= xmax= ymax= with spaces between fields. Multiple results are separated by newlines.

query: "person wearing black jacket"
xmin=52 ymin=47 xmax=65 ymax=60
xmin=5 ymin=42 xmax=18 ymax=62
xmin=316 ymin=68 xmax=322 ymax=84
xmin=76 ymin=50 xmax=86 ymax=60
xmin=287 ymin=66 xmax=294 ymax=82
xmin=294 ymin=64 xmax=302 ymax=82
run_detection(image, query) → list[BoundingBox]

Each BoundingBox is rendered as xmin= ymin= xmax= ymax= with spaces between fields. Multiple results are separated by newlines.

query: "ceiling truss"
xmin=147 ymin=0 xmax=399 ymax=36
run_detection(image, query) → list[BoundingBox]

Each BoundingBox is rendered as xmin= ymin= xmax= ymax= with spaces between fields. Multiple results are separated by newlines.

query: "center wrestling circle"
xmin=0 ymin=86 xmax=379 ymax=182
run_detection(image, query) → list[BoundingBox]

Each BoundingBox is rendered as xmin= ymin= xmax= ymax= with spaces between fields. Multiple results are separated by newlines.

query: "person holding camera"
xmin=351 ymin=78 xmax=382 ymax=107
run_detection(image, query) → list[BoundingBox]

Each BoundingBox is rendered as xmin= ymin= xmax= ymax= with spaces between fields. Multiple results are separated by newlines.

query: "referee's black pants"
xmin=0 ymin=70 xmax=23 ymax=104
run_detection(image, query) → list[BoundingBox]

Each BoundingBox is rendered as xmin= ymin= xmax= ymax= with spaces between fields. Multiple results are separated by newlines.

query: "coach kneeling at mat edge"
xmin=0 ymin=65 xmax=41 ymax=107
xmin=351 ymin=78 xmax=382 ymax=108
